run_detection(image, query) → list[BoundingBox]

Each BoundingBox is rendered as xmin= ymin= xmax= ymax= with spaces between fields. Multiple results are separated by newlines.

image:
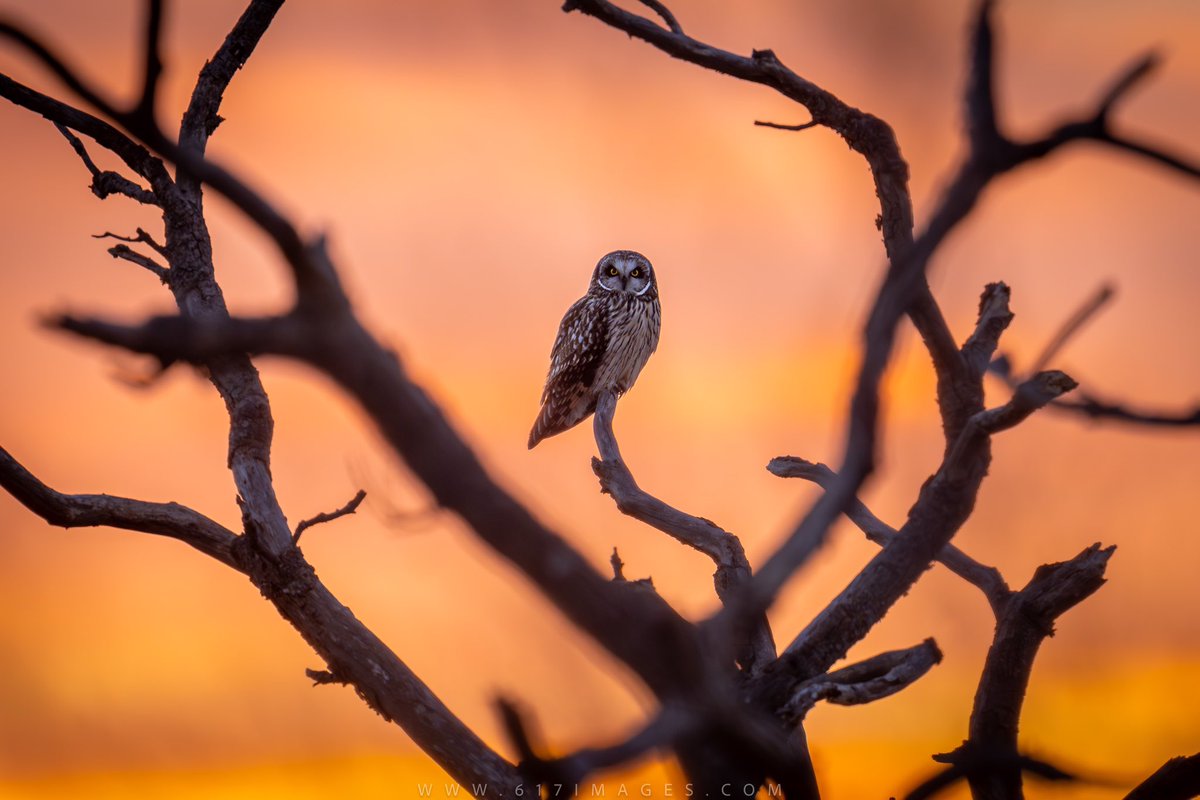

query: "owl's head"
xmin=590 ymin=250 xmax=656 ymax=298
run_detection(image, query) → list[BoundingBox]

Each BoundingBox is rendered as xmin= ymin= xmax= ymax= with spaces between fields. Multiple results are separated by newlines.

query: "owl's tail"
xmin=527 ymin=401 xmax=578 ymax=449
xmin=527 ymin=408 xmax=555 ymax=449
xmin=529 ymin=390 xmax=597 ymax=449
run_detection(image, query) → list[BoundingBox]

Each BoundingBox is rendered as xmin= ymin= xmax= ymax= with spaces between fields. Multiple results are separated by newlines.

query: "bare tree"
xmin=1 ymin=1 xmax=1197 ymax=798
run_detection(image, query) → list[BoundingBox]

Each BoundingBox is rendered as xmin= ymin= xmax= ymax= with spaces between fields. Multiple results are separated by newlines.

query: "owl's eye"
xmin=630 ymin=268 xmax=641 ymax=278
xmin=607 ymin=266 xmax=619 ymax=276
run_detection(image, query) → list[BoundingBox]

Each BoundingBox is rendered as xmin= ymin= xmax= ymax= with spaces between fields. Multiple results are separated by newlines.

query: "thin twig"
xmin=634 ymin=0 xmax=682 ymax=34
xmin=54 ymin=123 xmax=159 ymax=205
xmin=1054 ymin=393 xmax=1200 ymax=427
xmin=610 ymin=547 xmax=626 ymax=581
xmin=106 ymin=244 xmax=169 ymax=283
xmin=1027 ymin=283 xmax=1115 ymax=374
xmin=94 ymin=228 xmax=167 ymax=256
xmin=995 ymin=282 xmax=1200 ymax=427
xmin=754 ymin=119 xmax=818 ymax=132
xmin=293 ymin=489 xmax=366 ymax=543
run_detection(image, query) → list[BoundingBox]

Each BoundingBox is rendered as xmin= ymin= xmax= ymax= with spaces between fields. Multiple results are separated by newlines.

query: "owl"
xmin=528 ymin=250 xmax=661 ymax=449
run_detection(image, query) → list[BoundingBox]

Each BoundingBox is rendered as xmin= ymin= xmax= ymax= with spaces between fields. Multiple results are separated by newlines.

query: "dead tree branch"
xmin=781 ymin=639 xmax=942 ymax=725
xmin=1 ymin=2 xmax=525 ymax=792
xmin=952 ymin=543 xmax=1115 ymax=800
xmin=906 ymin=751 xmax=1078 ymax=800
xmin=767 ymin=457 xmax=1011 ymax=614
xmin=1125 ymin=753 xmax=1200 ymax=800
xmin=993 ymin=282 xmax=1200 ymax=429
xmin=1 ymin=0 xmax=1193 ymax=794
xmin=54 ymin=123 xmax=159 ymax=205
xmin=1027 ymin=283 xmax=1115 ymax=375
xmin=176 ymin=0 xmax=283 ymax=198
xmin=754 ymin=119 xmax=818 ymax=132
xmin=592 ymin=390 xmax=776 ymax=673
xmin=1053 ymin=393 xmax=1200 ymax=427
xmin=500 ymin=700 xmax=691 ymax=789
xmin=94 ymin=227 xmax=168 ymax=256
xmin=293 ymin=489 xmax=366 ymax=544
xmin=0 ymin=445 xmax=238 ymax=567
xmin=106 ymin=243 xmax=169 ymax=282
xmin=763 ymin=364 xmax=1076 ymax=707
xmin=1 ymin=13 xmax=768 ymax=796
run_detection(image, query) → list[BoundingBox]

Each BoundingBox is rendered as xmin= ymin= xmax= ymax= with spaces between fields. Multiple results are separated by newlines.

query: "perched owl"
xmin=528 ymin=250 xmax=661 ymax=449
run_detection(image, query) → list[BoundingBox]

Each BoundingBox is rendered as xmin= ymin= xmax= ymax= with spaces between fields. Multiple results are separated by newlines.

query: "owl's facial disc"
xmin=595 ymin=251 xmax=653 ymax=295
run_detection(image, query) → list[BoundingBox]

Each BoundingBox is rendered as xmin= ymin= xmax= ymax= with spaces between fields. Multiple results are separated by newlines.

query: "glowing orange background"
xmin=1 ymin=1 xmax=1198 ymax=797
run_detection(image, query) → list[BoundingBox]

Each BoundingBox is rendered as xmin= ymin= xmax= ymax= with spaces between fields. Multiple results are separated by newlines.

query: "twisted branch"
xmin=781 ymin=639 xmax=942 ymax=725
xmin=592 ymin=390 xmax=776 ymax=672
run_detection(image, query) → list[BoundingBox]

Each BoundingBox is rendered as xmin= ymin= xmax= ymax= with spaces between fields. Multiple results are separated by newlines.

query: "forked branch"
xmin=954 ymin=543 xmax=1115 ymax=800
xmin=767 ymin=457 xmax=1011 ymax=613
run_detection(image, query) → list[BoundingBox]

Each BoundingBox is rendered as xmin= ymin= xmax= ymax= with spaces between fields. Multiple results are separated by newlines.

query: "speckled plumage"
xmin=529 ymin=250 xmax=661 ymax=449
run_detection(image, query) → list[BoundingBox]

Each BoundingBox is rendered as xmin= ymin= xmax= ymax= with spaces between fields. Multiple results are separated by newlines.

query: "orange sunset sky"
xmin=1 ymin=1 xmax=1198 ymax=798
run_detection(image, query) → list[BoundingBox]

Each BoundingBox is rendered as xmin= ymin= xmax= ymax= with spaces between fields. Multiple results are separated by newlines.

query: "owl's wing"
xmin=541 ymin=296 xmax=607 ymax=404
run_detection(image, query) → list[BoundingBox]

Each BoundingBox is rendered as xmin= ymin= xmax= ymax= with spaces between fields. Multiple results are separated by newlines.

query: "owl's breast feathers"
xmin=528 ymin=292 xmax=660 ymax=449
xmin=594 ymin=293 xmax=660 ymax=395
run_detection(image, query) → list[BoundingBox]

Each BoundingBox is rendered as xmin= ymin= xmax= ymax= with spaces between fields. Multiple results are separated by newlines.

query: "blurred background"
xmin=0 ymin=1 xmax=1197 ymax=797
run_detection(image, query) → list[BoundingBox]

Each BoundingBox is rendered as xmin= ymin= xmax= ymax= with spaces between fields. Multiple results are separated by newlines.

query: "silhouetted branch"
xmin=54 ymin=123 xmax=159 ymax=205
xmin=763 ymin=364 xmax=1075 ymax=711
xmin=94 ymin=227 xmax=167 ymax=256
xmin=1 ymin=5 xmax=526 ymax=793
xmin=293 ymin=489 xmax=366 ymax=544
xmin=996 ymin=282 xmax=1200 ymax=428
xmin=610 ymin=546 xmax=625 ymax=581
xmin=2 ymin=0 xmax=1191 ymax=795
xmin=0 ymin=74 xmax=171 ymax=195
xmin=961 ymin=282 xmax=1014 ymax=380
xmin=1125 ymin=753 xmax=1200 ymax=800
xmin=0 ymin=445 xmax=238 ymax=567
xmin=767 ymin=457 xmax=1011 ymax=613
xmin=500 ymin=700 xmax=690 ymax=788
xmin=106 ymin=243 xmax=169 ymax=283
xmin=1027 ymin=283 xmax=1114 ymax=375
xmin=754 ymin=119 xmax=818 ymax=132
xmin=592 ymin=390 xmax=776 ymax=672
xmin=135 ymin=0 xmax=164 ymax=121
xmin=1054 ymin=393 xmax=1200 ymax=427
xmin=1003 ymin=51 xmax=1200 ymax=180
xmin=906 ymin=750 xmax=1078 ymax=800
xmin=177 ymin=0 xmax=284 ymax=197
xmin=965 ymin=0 xmax=1000 ymax=152
xmin=781 ymin=639 xmax=942 ymax=725
xmin=565 ymin=0 xmax=968 ymax=644
xmin=960 ymin=543 xmax=1114 ymax=800
xmin=634 ymin=0 xmax=682 ymax=34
